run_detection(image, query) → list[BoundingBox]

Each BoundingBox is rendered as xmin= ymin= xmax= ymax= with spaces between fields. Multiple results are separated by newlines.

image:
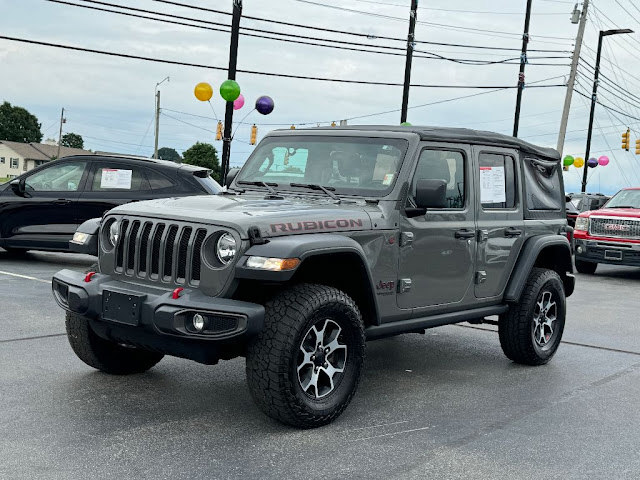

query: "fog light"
xmin=192 ymin=313 xmax=206 ymax=332
xmin=576 ymin=246 xmax=583 ymax=254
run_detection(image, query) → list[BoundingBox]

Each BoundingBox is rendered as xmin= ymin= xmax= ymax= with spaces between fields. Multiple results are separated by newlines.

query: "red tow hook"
xmin=84 ymin=272 xmax=97 ymax=283
xmin=172 ymin=287 xmax=184 ymax=299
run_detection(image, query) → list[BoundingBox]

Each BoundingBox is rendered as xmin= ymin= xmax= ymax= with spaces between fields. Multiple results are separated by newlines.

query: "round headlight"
xmin=216 ymin=233 xmax=237 ymax=265
xmin=109 ymin=221 xmax=120 ymax=247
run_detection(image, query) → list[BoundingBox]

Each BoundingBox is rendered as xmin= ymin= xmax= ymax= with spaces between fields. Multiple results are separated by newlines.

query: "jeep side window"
xmin=478 ymin=153 xmax=516 ymax=209
xmin=409 ymin=149 xmax=465 ymax=209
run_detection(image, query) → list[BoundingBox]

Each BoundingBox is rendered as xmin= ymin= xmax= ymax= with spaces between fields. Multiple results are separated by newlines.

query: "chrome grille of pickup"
xmin=114 ymin=219 xmax=209 ymax=286
xmin=589 ymin=216 xmax=640 ymax=240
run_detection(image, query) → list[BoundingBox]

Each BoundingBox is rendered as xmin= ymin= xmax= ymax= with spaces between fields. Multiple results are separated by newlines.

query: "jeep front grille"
xmin=589 ymin=216 xmax=640 ymax=240
xmin=114 ymin=219 xmax=209 ymax=286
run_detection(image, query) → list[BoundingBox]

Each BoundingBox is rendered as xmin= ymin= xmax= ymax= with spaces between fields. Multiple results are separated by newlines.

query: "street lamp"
xmin=581 ymin=29 xmax=634 ymax=193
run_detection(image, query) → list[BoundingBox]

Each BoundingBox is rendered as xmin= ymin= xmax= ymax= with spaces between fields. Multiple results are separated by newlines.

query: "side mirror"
xmin=415 ymin=179 xmax=448 ymax=209
xmin=225 ymin=167 xmax=241 ymax=188
xmin=10 ymin=178 xmax=26 ymax=197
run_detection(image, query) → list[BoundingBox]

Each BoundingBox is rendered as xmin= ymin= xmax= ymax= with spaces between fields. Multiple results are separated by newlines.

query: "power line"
xmin=293 ymin=0 xmax=575 ymax=44
xmin=148 ymin=0 xmax=570 ymax=53
xmin=349 ymin=0 xmax=569 ymax=15
xmin=0 ymin=35 xmax=568 ymax=89
xmin=574 ymin=89 xmax=640 ymax=122
xmin=163 ymin=75 xmax=567 ymax=127
xmin=52 ymin=0 xmax=571 ymax=66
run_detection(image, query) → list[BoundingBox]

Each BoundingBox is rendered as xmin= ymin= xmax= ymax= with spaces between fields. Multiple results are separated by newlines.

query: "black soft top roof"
xmin=299 ymin=125 xmax=560 ymax=161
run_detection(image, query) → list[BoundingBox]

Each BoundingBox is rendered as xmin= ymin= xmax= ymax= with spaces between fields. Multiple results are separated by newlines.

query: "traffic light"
xmin=216 ymin=121 xmax=223 ymax=141
xmin=622 ymin=128 xmax=630 ymax=151
xmin=636 ymin=138 xmax=640 ymax=155
xmin=250 ymin=124 xmax=257 ymax=145
xmin=331 ymin=121 xmax=336 ymax=127
xmin=290 ymin=125 xmax=296 ymax=130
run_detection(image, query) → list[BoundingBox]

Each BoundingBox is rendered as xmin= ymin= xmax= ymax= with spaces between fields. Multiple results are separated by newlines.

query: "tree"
xmin=182 ymin=142 xmax=221 ymax=181
xmin=157 ymin=147 xmax=181 ymax=163
xmin=61 ymin=132 xmax=84 ymax=149
xmin=0 ymin=101 xmax=43 ymax=143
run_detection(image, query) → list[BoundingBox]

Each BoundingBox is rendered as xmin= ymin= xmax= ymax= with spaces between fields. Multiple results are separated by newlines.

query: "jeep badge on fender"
xmin=52 ymin=126 xmax=574 ymax=428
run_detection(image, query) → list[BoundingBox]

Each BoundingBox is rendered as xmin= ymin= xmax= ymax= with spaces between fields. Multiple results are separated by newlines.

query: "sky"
xmin=1 ymin=0 xmax=640 ymax=194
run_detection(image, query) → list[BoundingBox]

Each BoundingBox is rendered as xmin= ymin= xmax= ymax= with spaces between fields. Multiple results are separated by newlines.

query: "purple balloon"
xmin=598 ymin=155 xmax=609 ymax=166
xmin=587 ymin=157 xmax=599 ymax=168
xmin=255 ymin=96 xmax=274 ymax=115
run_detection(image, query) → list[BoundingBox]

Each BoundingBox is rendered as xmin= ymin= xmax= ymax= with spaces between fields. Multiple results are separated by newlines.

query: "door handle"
xmin=455 ymin=229 xmax=475 ymax=239
xmin=505 ymin=227 xmax=523 ymax=237
xmin=53 ymin=199 xmax=71 ymax=205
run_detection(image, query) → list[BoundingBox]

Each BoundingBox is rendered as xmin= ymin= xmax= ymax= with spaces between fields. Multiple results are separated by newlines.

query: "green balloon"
xmin=400 ymin=121 xmax=412 ymax=126
xmin=220 ymin=79 xmax=241 ymax=102
xmin=563 ymin=155 xmax=574 ymax=167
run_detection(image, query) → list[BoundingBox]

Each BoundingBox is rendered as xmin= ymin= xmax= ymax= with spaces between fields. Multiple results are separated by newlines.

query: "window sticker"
xmin=100 ymin=169 xmax=132 ymax=189
xmin=382 ymin=173 xmax=394 ymax=186
xmin=479 ymin=166 xmax=506 ymax=203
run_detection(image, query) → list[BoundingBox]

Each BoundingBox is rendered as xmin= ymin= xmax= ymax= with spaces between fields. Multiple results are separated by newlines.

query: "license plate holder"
xmin=102 ymin=290 xmax=145 ymax=326
xmin=604 ymin=249 xmax=623 ymax=261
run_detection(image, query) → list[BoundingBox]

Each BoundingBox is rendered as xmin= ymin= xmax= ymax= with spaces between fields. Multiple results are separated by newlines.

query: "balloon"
xmin=400 ymin=122 xmax=412 ymax=126
xmin=598 ymin=155 xmax=609 ymax=166
xmin=255 ymin=95 xmax=275 ymax=115
xmin=220 ymin=80 xmax=241 ymax=102
xmin=233 ymin=94 xmax=245 ymax=110
xmin=194 ymin=82 xmax=213 ymax=102
xmin=587 ymin=157 xmax=599 ymax=168
xmin=563 ymin=155 xmax=574 ymax=167
xmin=574 ymin=157 xmax=585 ymax=168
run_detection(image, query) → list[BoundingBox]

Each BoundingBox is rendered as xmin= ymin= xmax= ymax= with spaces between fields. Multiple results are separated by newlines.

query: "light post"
xmin=581 ymin=28 xmax=633 ymax=193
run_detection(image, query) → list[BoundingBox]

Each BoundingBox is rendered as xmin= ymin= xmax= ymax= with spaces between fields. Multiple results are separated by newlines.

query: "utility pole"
xmin=56 ymin=107 xmax=65 ymax=160
xmin=154 ymin=76 xmax=169 ymax=159
xmin=400 ymin=0 xmax=418 ymax=124
xmin=557 ymin=0 xmax=589 ymax=162
xmin=512 ymin=0 xmax=533 ymax=137
xmin=154 ymin=90 xmax=160 ymax=159
xmin=221 ymin=0 xmax=243 ymax=185
xmin=581 ymin=28 xmax=634 ymax=193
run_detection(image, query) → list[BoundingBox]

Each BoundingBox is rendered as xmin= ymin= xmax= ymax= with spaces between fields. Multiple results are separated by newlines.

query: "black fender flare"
xmin=235 ymin=233 xmax=380 ymax=320
xmin=69 ymin=217 xmax=101 ymax=256
xmin=504 ymin=234 xmax=574 ymax=302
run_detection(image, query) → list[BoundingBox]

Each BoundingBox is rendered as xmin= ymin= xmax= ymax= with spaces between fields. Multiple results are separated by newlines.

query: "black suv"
xmin=0 ymin=155 xmax=220 ymax=253
xmin=566 ymin=192 xmax=610 ymax=227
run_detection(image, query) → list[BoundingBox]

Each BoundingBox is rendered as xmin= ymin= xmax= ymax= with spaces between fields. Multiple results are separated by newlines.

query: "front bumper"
xmin=52 ymin=269 xmax=265 ymax=364
xmin=574 ymin=238 xmax=640 ymax=267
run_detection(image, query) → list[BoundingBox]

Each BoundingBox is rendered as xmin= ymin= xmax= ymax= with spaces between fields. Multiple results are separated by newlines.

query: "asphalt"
xmin=0 ymin=249 xmax=639 ymax=480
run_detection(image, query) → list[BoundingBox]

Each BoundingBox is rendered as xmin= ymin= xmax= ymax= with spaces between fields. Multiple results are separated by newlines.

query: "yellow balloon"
xmin=194 ymin=82 xmax=213 ymax=102
xmin=574 ymin=157 xmax=585 ymax=168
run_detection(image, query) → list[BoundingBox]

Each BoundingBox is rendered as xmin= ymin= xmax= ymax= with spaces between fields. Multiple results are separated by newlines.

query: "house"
xmin=0 ymin=141 xmax=95 ymax=179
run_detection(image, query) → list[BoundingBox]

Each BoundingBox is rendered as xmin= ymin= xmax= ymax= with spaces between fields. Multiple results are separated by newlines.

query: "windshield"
xmin=604 ymin=189 xmax=640 ymax=209
xmin=236 ymin=136 xmax=409 ymax=196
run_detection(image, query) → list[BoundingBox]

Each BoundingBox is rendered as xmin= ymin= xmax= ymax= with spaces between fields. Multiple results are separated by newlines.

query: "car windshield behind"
xmin=236 ymin=136 xmax=409 ymax=196
xmin=604 ymin=189 xmax=640 ymax=209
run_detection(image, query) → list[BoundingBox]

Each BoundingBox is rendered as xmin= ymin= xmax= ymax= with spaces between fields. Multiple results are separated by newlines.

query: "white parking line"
xmin=0 ymin=270 xmax=51 ymax=284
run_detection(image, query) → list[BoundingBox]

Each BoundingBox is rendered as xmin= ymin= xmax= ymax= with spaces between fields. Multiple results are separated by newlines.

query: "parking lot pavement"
xmin=1 ymin=251 xmax=639 ymax=479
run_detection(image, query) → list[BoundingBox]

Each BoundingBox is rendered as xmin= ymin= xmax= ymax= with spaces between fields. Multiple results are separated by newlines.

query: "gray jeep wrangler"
xmin=52 ymin=126 xmax=574 ymax=428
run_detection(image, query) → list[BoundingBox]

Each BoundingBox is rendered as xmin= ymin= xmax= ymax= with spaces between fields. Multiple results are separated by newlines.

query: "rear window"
xmin=146 ymin=169 xmax=175 ymax=191
xmin=523 ymin=157 xmax=563 ymax=211
xmin=91 ymin=166 xmax=149 ymax=191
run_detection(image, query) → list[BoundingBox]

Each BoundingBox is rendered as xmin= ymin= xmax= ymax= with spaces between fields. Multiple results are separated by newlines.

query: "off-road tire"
xmin=246 ymin=283 xmax=366 ymax=428
xmin=499 ymin=268 xmax=566 ymax=366
xmin=575 ymin=259 xmax=597 ymax=274
xmin=65 ymin=312 xmax=164 ymax=374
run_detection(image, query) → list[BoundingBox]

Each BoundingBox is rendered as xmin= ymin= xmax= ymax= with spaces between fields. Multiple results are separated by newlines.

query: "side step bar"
xmin=365 ymin=305 xmax=508 ymax=340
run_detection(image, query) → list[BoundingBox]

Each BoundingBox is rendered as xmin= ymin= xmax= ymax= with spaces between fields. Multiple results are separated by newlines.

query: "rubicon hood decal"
xmin=271 ymin=219 xmax=364 ymax=233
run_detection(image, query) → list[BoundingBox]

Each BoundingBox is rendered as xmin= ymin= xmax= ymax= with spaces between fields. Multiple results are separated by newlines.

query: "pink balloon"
xmin=598 ymin=155 xmax=609 ymax=166
xmin=233 ymin=94 xmax=245 ymax=110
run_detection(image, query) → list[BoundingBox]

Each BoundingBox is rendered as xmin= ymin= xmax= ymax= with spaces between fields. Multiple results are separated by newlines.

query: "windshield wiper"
xmin=290 ymin=183 xmax=341 ymax=203
xmin=608 ymin=205 xmax=637 ymax=208
xmin=237 ymin=180 xmax=283 ymax=199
